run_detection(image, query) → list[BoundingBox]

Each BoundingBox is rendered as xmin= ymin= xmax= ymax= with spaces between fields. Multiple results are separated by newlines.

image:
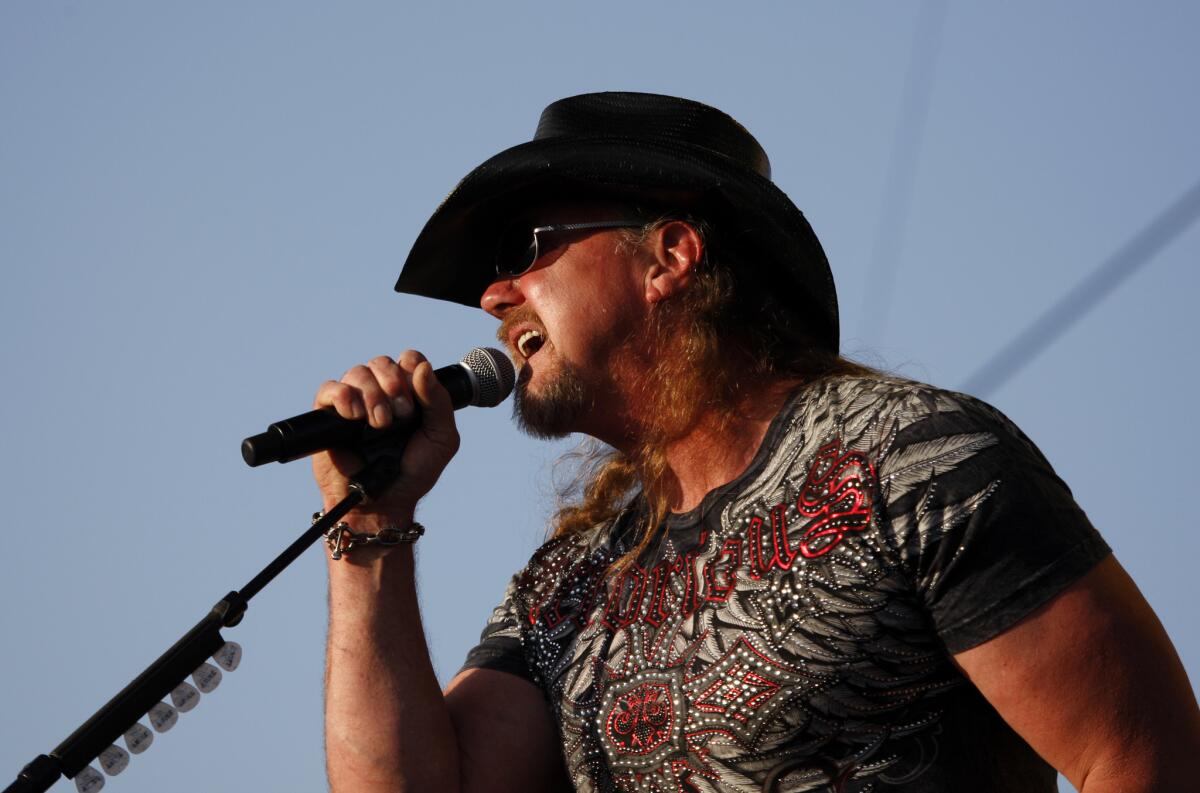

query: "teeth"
xmin=517 ymin=329 xmax=543 ymax=358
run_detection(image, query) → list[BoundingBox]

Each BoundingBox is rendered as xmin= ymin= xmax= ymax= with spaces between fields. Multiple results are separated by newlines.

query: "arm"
xmin=325 ymin=547 xmax=567 ymax=793
xmin=317 ymin=351 xmax=565 ymax=792
xmin=445 ymin=669 xmax=571 ymax=792
xmin=954 ymin=555 xmax=1200 ymax=792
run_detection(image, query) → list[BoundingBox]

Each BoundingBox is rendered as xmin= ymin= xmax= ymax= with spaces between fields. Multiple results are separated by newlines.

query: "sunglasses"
xmin=494 ymin=220 xmax=645 ymax=278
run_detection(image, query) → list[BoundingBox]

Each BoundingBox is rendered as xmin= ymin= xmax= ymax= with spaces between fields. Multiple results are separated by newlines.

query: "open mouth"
xmin=517 ymin=328 xmax=546 ymax=359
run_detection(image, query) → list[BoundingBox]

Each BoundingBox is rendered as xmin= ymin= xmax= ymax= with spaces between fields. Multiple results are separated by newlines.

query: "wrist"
xmin=315 ymin=509 xmax=424 ymax=563
xmin=322 ymin=498 xmax=417 ymax=532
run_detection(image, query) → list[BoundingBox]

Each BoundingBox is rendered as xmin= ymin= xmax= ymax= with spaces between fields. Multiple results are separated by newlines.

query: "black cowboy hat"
xmin=395 ymin=91 xmax=840 ymax=353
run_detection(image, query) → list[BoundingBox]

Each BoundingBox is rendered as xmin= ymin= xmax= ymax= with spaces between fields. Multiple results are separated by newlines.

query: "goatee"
xmin=513 ymin=360 xmax=591 ymax=439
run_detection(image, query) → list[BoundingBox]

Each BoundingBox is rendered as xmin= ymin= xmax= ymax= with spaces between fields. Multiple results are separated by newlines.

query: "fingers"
xmin=366 ymin=355 xmax=413 ymax=424
xmin=312 ymin=351 xmax=451 ymax=430
xmin=315 ymin=379 xmax=367 ymax=421
xmin=311 ymin=351 xmax=460 ymax=515
xmin=311 ymin=356 xmax=405 ymax=429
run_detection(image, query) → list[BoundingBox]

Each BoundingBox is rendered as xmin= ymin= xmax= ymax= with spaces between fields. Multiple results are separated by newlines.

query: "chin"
xmin=513 ymin=359 xmax=590 ymax=439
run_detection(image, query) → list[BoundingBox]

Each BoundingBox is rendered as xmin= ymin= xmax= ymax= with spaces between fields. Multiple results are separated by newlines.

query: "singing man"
xmin=313 ymin=92 xmax=1199 ymax=792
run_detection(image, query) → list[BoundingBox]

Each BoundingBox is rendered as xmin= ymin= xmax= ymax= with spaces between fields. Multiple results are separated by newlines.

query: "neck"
xmin=606 ymin=377 xmax=800 ymax=514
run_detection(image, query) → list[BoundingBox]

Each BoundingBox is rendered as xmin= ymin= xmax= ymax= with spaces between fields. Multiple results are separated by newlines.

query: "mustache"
xmin=496 ymin=306 xmax=546 ymax=348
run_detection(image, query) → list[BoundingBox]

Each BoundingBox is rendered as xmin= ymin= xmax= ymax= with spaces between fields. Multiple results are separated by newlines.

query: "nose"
xmin=480 ymin=276 xmax=525 ymax=319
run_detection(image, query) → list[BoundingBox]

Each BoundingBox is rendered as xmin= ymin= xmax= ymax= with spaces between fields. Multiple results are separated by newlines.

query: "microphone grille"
xmin=461 ymin=347 xmax=516 ymax=407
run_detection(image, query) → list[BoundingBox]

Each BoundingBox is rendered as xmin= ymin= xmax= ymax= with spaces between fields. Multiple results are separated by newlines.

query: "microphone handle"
xmin=240 ymin=363 xmax=475 ymax=466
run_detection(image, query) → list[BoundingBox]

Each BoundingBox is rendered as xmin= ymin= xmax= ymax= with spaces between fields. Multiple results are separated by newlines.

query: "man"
xmin=314 ymin=93 xmax=1199 ymax=791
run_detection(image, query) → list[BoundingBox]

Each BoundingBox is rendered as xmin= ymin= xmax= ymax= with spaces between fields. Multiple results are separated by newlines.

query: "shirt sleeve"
xmin=879 ymin=392 xmax=1111 ymax=654
xmin=460 ymin=572 xmax=537 ymax=682
xmin=458 ymin=533 xmax=593 ymax=683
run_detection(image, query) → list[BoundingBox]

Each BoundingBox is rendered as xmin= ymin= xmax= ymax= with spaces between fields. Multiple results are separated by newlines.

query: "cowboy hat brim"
xmin=395 ymin=134 xmax=839 ymax=352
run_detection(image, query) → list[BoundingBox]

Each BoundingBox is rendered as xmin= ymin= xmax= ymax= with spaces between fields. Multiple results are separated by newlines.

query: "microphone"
xmin=240 ymin=347 xmax=515 ymax=467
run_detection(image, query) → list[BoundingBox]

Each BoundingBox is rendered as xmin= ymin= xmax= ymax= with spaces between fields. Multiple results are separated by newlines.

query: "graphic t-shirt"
xmin=463 ymin=376 xmax=1110 ymax=792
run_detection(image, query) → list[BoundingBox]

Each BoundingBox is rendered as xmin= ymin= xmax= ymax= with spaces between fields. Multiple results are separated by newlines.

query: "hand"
xmin=311 ymin=350 xmax=460 ymax=526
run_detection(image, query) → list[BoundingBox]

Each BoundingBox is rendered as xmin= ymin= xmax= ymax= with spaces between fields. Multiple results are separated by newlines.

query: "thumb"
xmin=412 ymin=360 xmax=458 ymax=442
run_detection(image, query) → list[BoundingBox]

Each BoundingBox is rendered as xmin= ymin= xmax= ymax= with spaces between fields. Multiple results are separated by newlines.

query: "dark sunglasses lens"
xmin=495 ymin=225 xmax=537 ymax=276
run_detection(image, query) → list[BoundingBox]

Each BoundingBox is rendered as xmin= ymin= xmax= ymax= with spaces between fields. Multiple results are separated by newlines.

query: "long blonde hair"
xmin=551 ymin=217 xmax=873 ymax=571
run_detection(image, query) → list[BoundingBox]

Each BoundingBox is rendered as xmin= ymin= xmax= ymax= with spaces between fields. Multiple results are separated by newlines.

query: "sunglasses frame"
xmin=495 ymin=220 xmax=646 ymax=278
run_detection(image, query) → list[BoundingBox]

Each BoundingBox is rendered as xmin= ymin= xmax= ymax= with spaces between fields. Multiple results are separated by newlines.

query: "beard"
xmin=513 ymin=357 xmax=592 ymax=439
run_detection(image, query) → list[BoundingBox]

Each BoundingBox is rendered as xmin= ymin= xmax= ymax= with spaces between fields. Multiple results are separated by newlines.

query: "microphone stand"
xmin=3 ymin=451 xmax=405 ymax=793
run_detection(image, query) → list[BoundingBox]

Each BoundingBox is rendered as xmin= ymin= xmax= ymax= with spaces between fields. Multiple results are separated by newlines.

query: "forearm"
xmin=325 ymin=537 xmax=461 ymax=793
xmin=1077 ymin=764 xmax=1194 ymax=793
xmin=1073 ymin=726 xmax=1200 ymax=793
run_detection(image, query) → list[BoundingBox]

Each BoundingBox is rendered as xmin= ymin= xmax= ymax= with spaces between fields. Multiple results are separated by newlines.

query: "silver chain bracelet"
xmin=312 ymin=512 xmax=425 ymax=560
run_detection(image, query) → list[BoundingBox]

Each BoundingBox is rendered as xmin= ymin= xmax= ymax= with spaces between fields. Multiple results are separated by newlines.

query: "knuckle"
xmin=317 ymin=379 xmax=348 ymax=399
xmin=398 ymin=349 xmax=427 ymax=367
xmin=342 ymin=364 xmax=372 ymax=383
xmin=370 ymin=358 xmax=405 ymax=394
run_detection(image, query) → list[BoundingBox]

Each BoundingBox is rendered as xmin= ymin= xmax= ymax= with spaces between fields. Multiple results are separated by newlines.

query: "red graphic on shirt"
xmin=599 ymin=541 xmax=703 ymax=631
xmin=572 ymin=439 xmax=875 ymax=634
xmin=605 ymin=682 xmax=675 ymax=755
xmin=797 ymin=440 xmax=874 ymax=557
xmin=746 ymin=503 xmax=798 ymax=579
xmin=692 ymin=661 xmax=782 ymax=724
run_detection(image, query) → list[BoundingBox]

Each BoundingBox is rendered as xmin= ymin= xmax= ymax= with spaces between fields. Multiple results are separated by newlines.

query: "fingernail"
xmin=392 ymin=395 xmax=412 ymax=418
xmin=372 ymin=404 xmax=390 ymax=426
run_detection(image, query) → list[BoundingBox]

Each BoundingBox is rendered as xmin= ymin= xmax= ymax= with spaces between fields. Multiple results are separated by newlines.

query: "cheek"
xmin=529 ymin=272 xmax=602 ymax=322
xmin=528 ymin=255 xmax=648 ymax=357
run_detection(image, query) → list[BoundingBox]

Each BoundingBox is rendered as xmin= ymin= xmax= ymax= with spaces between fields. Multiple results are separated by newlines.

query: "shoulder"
xmin=731 ymin=373 xmax=1030 ymax=518
xmin=795 ymin=373 xmax=1038 ymax=462
xmin=783 ymin=373 xmax=1072 ymax=537
xmin=806 ymin=373 xmax=1011 ymax=427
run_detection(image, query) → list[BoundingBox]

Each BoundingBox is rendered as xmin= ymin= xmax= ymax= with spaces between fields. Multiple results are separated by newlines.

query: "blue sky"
xmin=2 ymin=3 xmax=1197 ymax=791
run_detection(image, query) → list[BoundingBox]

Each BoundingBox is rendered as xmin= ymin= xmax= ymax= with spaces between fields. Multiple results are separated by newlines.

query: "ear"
xmin=643 ymin=221 xmax=703 ymax=304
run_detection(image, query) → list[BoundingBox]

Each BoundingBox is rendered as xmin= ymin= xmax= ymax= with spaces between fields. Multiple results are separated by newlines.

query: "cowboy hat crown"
xmin=395 ymin=91 xmax=839 ymax=353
